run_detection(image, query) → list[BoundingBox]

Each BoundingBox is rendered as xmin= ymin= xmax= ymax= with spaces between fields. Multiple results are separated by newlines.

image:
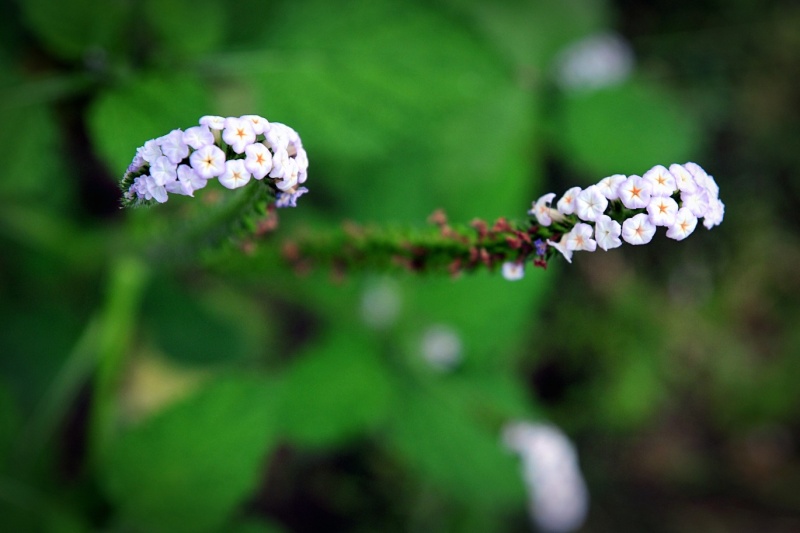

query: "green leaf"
xmin=102 ymin=375 xmax=278 ymax=532
xmin=237 ymin=0 xmax=540 ymax=223
xmin=554 ymin=80 xmax=701 ymax=177
xmin=143 ymin=0 xmax=227 ymax=58
xmin=0 ymin=382 xmax=20 ymax=472
xmin=277 ymin=331 xmax=393 ymax=447
xmin=0 ymin=91 xmax=69 ymax=207
xmin=88 ymin=74 xmax=211 ymax=173
xmin=17 ymin=0 xmax=128 ymax=61
xmin=141 ymin=277 xmax=268 ymax=366
xmin=442 ymin=0 xmax=610 ymax=69
xmin=386 ymin=383 xmax=525 ymax=507
xmin=400 ymin=270 xmax=553 ymax=369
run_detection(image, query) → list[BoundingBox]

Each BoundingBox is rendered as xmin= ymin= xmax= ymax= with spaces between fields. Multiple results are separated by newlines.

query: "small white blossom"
xmin=241 ymin=114 xmax=270 ymax=135
xmin=199 ymin=115 xmax=226 ymax=130
xmin=575 ymin=186 xmax=608 ymax=222
xmin=680 ymin=188 xmax=710 ymax=218
xmin=621 ymin=213 xmax=656 ymax=245
xmin=666 ymin=208 xmax=697 ymax=240
xmin=218 ymin=159 xmax=252 ymax=190
xmin=503 ymin=422 xmax=589 ymax=533
xmin=183 ymin=125 xmax=215 ymax=150
xmin=159 ymin=129 xmax=190 ymax=164
xmin=190 ymin=145 xmax=226 ymax=179
xmin=703 ymin=198 xmax=725 ymax=229
xmin=149 ymin=156 xmax=177 ymax=186
xmin=595 ymin=215 xmax=622 ymax=250
xmin=222 ymin=117 xmax=256 ymax=154
xmin=596 ymin=174 xmax=626 ymax=200
xmin=138 ymin=139 xmax=162 ymax=164
xmin=529 ymin=193 xmax=557 ymax=226
xmin=618 ymin=175 xmax=652 ymax=209
xmin=143 ymin=175 xmax=168 ymax=203
xmin=547 ymin=235 xmax=573 ymax=263
xmin=557 ymin=187 xmax=581 ymax=215
xmin=669 ymin=163 xmax=697 ymax=194
xmin=646 ymin=196 xmax=679 ymax=226
xmin=275 ymin=186 xmax=309 ymax=208
xmin=421 ymin=325 xmax=462 ymax=371
xmin=642 ymin=165 xmax=677 ymax=197
xmin=275 ymin=158 xmax=299 ymax=191
xmin=502 ymin=261 xmax=525 ymax=281
xmin=295 ymin=148 xmax=309 ymax=184
xmin=265 ymin=124 xmax=290 ymax=151
xmin=565 ymin=223 xmax=597 ymax=252
xmin=165 ymin=164 xmax=207 ymax=197
xmin=269 ymin=148 xmax=290 ymax=180
xmin=244 ymin=142 xmax=273 ymax=180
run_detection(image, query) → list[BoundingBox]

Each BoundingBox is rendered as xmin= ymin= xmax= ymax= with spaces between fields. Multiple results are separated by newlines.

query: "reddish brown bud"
xmin=428 ymin=209 xmax=448 ymax=227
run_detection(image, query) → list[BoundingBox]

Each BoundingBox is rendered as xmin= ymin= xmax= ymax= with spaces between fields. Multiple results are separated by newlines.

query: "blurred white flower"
xmin=421 ymin=325 xmax=462 ymax=371
xmin=360 ymin=278 xmax=401 ymax=329
xmin=554 ymin=32 xmax=634 ymax=91
xmin=502 ymin=261 xmax=525 ymax=281
xmin=503 ymin=421 xmax=589 ymax=533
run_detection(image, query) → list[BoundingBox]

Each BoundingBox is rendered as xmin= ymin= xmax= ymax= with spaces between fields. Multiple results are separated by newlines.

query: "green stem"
xmin=87 ymin=256 xmax=150 ymax=469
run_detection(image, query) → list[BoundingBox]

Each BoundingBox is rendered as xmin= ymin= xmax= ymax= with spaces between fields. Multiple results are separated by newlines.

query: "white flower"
xmin=222 ymin=117 xmax=256 ymax=154
xmin=218 ymin=159 xmax=252 ymax=190
xmin=275 ymin=158 xmax=299 ymax=191
xmin=646 ymin=196 xmax=679 ymax=226
xmin=554 ymin=31 xmax=633 ymax=92
xmin=685 ymin=163 xmax=719 ymax=198
xmin=529 ymin=193 xmax=557 ymax=226
xmin=642 ymin=165 xmax=677 ymax=197
xmin=165 ymin=164 xmax=207 ymax=197
xmin=565 ymin=223 xmax=597 ymax=252
xmin=702 ymin=198 xmax=725 ymax=229
xmin=143 ymin=175 xmax=168 ymax=203
xmin=295 ymin=148 xmax=309 ymax=184
xmin=269 ymin=148 xmax=290 ymax=180
xmin=502 ymin=422 xmax=589 ymax=533
xmin=266 ymin=123 xmax=291 ymax=151
xmin=557 ymin=187 xmax=581 ymax=215
xmin=199 ymin=115 xmax=226 ymax=130
xmin=190 ymin=145 xmax=226 ymax=179
xmin=244 ymin=142 xmax=273 ymax=180
xmin=138 ymin=139 xmax=162 ymax=164
xmin=680 ymin=188 xmax=710 ymax=218
xmin=183 ymin=125 xmax=215 ymax=150
xmin=595 ymin=215 xmax=622 ymax=250
xmin=669 ymin=163 xmax=697 ymax=193
xmin=575 ymin=186 xmax=608 ymax=222
xmin=149 ymin=156 xmax=177 ymax=186
xmin=596 ymin=174 xmax=626 ymax=200
xmin=666 ymin=208 xmax=697 ymax=240
xmin=159 ymin=129 xmax=190 ymax=164
xmin=502 ymin=261 xmax=525 ymax=281
xmin=618 ymin=175 xmax=652 ymax=209
xmin=421 ymin=325 xmax=462 ymax=371
xmin=241 ymin=114 xmax=270 ymax=135
xmin=275 ymin=186 xmax=309 ymax=208
xmin=547 ymin=235 xmax=573 ymax=263
xmin=621 ymin=213 xmax=656 ymax=245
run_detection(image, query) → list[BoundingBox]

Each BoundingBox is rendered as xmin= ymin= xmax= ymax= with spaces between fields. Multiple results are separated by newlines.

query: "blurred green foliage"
xmin=2 ymin=0 xmax=799 ymax=531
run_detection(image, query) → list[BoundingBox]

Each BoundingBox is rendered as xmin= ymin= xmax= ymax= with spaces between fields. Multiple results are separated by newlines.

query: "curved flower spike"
xmin=120 ymin=115 xmax=309 ymax=209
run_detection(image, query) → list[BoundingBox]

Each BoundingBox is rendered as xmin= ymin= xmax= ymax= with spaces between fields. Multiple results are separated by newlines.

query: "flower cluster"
xmin=120 ymin=115 xmax=309 ymax=208
xmin=531 ymin=162 xmax=723 ymax=264
xmin=503 ymin=422 xmax=589 ymax=533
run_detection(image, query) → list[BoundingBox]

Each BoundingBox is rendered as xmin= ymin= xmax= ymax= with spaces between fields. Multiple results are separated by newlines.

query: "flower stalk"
xmin=120 ymin=116 xmax=724 ymax=280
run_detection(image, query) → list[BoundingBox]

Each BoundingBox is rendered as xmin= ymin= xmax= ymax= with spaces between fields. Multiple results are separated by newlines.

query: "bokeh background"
xmin=2 ymin=0 xmax=799 ymax=531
